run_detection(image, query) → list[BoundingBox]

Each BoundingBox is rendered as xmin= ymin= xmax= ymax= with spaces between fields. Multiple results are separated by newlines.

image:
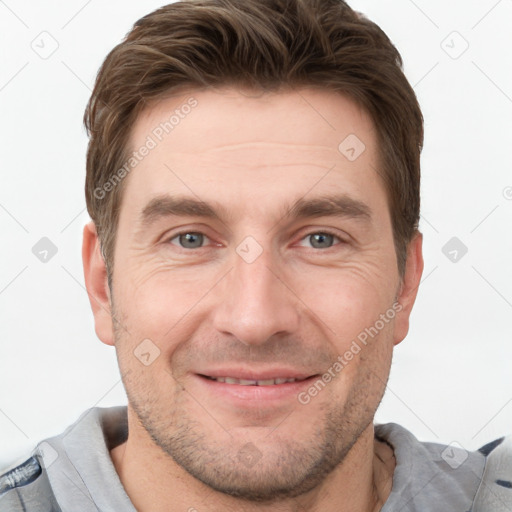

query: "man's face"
xmin=100 ymin=87 xmax=419 ymax=500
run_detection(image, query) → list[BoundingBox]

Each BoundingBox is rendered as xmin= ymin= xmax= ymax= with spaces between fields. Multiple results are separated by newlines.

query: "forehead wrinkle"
xmin=200 ymin=141 xmax=340 ymax=153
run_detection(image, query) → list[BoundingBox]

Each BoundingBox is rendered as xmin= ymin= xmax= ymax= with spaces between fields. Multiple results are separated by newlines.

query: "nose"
xmin=212 ymin=245 xmax=300 ymax=346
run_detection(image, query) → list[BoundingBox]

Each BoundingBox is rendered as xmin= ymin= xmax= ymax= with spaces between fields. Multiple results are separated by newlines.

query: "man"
xmin=1 ymin=0 xmax=511 ymax=510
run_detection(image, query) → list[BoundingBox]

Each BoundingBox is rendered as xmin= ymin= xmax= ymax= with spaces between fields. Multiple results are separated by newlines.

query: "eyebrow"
xmin=136 ymin=193 xmax=372 ymax=234
xmin=138 ymin=195 xmax=227 ymax=230
xmin=287 ymin=195 xmax=371 ymax=222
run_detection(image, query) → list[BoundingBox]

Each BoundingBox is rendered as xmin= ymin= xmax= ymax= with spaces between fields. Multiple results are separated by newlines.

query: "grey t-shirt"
xmin=1 ymin=406 xmax=511 ymax=511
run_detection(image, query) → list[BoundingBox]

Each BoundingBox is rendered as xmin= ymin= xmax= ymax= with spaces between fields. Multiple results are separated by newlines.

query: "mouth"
xmin=193 ymin=371 xmax=320 ymax=405
xmin=200 ymin=375 xmax=311 ymax=386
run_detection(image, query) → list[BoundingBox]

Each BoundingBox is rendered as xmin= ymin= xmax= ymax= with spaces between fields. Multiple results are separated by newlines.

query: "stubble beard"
xmin=118 ymin=344 xmax=387 ymax=503
xmin=111 ymin=295 xmax=391 ymax=504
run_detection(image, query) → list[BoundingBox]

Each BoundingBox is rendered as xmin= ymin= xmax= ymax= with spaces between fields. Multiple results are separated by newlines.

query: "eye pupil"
xmin=310 ymin=233 xmax=334 ymax=249
xmin=180 ymin=232 xmax=203 ymax=248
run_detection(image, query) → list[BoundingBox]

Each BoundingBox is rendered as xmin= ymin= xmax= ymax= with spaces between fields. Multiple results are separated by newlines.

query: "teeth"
xmin=239 ymin=379 xmax=257 ymax=385
xmin=208 ymin=376 xmax=304 ymax=385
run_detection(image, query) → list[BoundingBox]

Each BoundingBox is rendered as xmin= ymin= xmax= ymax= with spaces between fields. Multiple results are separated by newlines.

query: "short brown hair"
xmin=84 ymin=0 xmax=423 ymax=285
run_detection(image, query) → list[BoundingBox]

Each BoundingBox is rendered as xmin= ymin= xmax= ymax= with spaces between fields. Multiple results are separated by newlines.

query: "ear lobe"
xmin=82 ymin=221 xmax=114 ymax=346
xmin=393 ymin=231 xmax=424 ymax=346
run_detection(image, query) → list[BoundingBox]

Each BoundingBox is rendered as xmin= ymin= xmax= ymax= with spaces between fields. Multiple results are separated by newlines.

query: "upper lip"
xmin=196 ymin=368 xmax=319 ymax=380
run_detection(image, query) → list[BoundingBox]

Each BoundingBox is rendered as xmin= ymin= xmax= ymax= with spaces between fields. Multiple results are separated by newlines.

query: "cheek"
xmin=116 ymin=262 xmax=220 ymax=339
xmin=113 ymin=315 xmax=177 ymax=403
xmin=290 ymin=265 xmax=397 ymax=344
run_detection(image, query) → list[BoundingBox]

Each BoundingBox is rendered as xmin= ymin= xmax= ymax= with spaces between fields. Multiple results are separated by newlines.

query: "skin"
xmin=82 ymin=87 xmax=423 ymax=512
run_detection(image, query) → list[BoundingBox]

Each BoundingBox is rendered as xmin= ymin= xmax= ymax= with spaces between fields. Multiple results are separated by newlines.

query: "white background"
xmin=1 ymin=0 xmax=511 ymax=469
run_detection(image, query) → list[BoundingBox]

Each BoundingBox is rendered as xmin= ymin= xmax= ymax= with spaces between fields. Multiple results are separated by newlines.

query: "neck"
xmin=110 ymin=406 xmax=395 ymax=512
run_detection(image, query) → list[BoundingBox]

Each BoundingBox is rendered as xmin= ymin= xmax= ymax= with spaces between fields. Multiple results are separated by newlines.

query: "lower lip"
xmin=194 ymin=374 xmax=319 ymax=404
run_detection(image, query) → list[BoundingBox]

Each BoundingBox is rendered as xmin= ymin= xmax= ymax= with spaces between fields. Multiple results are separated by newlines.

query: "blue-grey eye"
xmin=175 ymin=232 xmax=204 ymax=248
xmin=309 ymin=233 xmax=335 ymax=249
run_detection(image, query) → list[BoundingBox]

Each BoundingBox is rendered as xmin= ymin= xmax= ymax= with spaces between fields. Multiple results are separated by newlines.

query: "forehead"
xmin=120 ymin=87 xmax=385 ymax=222
xmin=130 ymin=87 xmax=375 ymax=156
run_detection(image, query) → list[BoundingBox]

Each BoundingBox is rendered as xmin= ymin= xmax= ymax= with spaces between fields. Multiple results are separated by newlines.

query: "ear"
xmin=82 ymin=221 xmax=114 ymax=346
xmin=393 ymin=231 xmax=424 ymax=346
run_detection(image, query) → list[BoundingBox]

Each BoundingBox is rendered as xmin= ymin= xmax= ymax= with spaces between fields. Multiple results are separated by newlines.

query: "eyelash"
xmin=295 ymin=230 xmax=345 ymax=249
xmin=165 ymin=229 xmax=347 ymax=250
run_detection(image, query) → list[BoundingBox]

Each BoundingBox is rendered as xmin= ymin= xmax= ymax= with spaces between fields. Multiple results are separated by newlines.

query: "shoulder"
xmin=375 ymin=422 xmax=512 ymax=511
xmin=0 ymin=455 xmax=61 ymax=511
xmin=0 ymin=406 xmax=127 ymax=512
xmin=472 ymin=435 xmax=512 ymax=511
